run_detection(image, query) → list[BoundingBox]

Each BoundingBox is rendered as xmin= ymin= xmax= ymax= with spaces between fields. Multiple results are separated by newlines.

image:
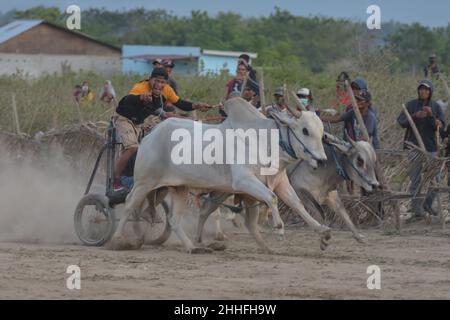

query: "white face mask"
xmin=82 ymin=85 xmax=88 ymax=92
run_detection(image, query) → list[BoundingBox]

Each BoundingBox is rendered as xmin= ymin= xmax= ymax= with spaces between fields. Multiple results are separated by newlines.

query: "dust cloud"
xmin=0 ymin=149 xmax=86 ymax=244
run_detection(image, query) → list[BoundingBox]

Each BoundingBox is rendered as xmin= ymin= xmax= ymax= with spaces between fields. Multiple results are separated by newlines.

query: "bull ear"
xmin=270 ymin=110 xmax=298 ymax=127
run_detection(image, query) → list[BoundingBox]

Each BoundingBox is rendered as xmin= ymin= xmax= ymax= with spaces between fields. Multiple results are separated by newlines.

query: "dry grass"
xmin=1 ymin=58 xmax=450 ymax=228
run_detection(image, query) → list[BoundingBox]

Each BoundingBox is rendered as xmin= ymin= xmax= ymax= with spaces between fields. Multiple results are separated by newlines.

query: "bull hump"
xmin=224 ymin=97 xmax=268 ymax=130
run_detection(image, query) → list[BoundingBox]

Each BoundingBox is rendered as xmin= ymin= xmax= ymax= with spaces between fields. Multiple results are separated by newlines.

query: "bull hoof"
xmin=257 ymin=225 xmax=267 ymax=234
xmin=189 ymin=247 xmax=214 ymax=254
xmin=425 ymin=213 xmax=432 ymax=225
xmin=319 ymin=227 xmax=331 ymax=239
xmin=232 ymin=218 xmax=243 ymax=229
xmin=319 ymin=229 xmax=331 ymax=251
xmin=207 ymin=242 xmax=227 ymax=251
xmin=354 ymin=233 xmax=368 ymax=244
xmin=320 ymin=238 xmax=329 ymax=251
xmin=273 ymin=227 xmax=285 ymax=236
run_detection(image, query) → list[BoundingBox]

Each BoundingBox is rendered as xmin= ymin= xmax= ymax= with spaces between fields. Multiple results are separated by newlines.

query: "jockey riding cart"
xmin=73 ymin=120 xmax=171 ymax=246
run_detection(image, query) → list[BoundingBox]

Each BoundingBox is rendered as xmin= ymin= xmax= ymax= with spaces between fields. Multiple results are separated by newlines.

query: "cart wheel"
xmin=74 ymin=193 xmax=116 ymax=246
xmin=143 ymin=200 xmax=172 ymax=245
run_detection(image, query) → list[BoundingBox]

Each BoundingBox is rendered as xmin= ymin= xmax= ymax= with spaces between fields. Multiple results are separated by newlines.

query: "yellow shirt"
xmin=80 ymin=90 xmax=94 ymax=106
xmin=129 ymin=80 xmax=180 ymax=104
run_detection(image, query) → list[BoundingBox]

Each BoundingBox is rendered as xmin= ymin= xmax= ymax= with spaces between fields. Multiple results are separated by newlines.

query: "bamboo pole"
xmin=344 ymin=80 xmax=370 ymax=141
xmin=440 ymin=73 xmax=450 ymax=102
xmin=240 ymin=72 xmax=249 ymax=97
xmin=11 ymin=93 xmax=21 ymax=135
xmin=256 ymin=67 xmax=266 ymax=113
xmin=283 ymin=83 xmax=290 ymax=105
xmin=73 ymin=99 xmax=84 ymax=123
xmin=401 ymin=104 xmax=426 ymax=151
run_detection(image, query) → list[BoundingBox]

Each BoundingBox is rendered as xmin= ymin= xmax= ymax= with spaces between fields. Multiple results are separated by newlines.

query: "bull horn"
xmin=345 ymin=131 xmax=357 ymax=148
xmin=324 ymin=132 xmax=340 ymax=145
xmin=289 ymin=106 xmax=302 ymax=118
xmin=291 ymin=91 xmax=307 ymax=111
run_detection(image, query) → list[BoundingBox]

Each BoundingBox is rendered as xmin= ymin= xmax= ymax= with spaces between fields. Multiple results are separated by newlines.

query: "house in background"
xmin=122 ymin=45 xmax=201 ymax=76
xmin=122 ymin=45 xmax=257 ymax=76
xmin=200 ymin=50 xmax=257 ymax=75
xmin=0 ymin=20 xmax=121 ymax=77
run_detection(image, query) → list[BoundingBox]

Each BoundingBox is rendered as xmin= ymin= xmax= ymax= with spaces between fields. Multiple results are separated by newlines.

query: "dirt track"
xmin=1 ymin=221 xmax=450 ymax=299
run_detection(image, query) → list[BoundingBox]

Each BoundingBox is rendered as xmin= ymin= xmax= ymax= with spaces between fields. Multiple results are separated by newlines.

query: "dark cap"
xmin=274 ymin=87 xmax=285 ymax=97
xmin=239 ymin=54 xmax=250 ymax=63
xmin=351 ymin=78 xmax=368 ymax=90
xmin=245 ymin=80 xmax=258 ymax=93
xmin=162 ymin=59 xmax=175 ymax=68
xmin=418 ymin=79 xmax=433 ymax=89
xmin=151 ymin=67 xmax=168 ymax=80
xmin=355 ymin=89 xmax=371 ymax=102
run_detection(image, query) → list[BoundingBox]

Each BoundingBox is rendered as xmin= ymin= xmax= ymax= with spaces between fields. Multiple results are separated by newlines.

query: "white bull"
xmin=195 ymin=134 xmax=379 ymax=245
xmin=107 ymin=97 xmax=330 ymax=253
xmin=287 ymin=134 xmax=379 ymax=243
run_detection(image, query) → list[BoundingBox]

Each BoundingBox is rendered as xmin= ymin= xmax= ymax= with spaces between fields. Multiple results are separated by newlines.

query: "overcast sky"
xmin=0 ymin=0 xmax=449 ymax=27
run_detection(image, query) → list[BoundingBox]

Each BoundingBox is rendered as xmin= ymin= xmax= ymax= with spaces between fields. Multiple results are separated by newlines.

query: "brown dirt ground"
xmin=1 ymin=220 xmax=450 ymax=300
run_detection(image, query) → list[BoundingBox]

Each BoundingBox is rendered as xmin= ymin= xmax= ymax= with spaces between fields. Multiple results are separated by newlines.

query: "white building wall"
xmin=0 ymin=53 xmax=121 ymax=77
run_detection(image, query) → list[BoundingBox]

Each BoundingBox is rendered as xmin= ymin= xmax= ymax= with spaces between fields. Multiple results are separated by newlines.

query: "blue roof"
xmin=122 ymin=45 xmax=201 ymax=59
xmin=0 ymin=20 xmax=43 ymax=44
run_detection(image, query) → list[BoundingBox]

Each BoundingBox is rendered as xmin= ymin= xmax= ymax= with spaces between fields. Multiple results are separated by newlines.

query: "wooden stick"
xmin=436 ymin=124 xmax=443 ymax=157
xmin=73 ymin=99 xmax=84 ymax=123
xmin=440 ymin=73 xmax=450 ymax=102
xmin=401 ymin=104 xmax=426 ymax=151
xmin=256 ymin=67 xmax=266 ymax=113
xmin=344 ymin=80 xmax=370 ymax=141
xmin=240 ymin=72 xmax=249 ymax=97
xmin=11 ymin=93 xmax=21 ymax=135
xmin=283 ymin=83 xmax=290 ymax=105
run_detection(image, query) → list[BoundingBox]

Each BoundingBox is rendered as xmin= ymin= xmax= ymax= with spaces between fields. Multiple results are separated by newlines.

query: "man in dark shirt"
xmin=397 ymin=79 xmax=445 ymax=218
xmin=321 ymin=89 xmax=379 ymax=149
xmin=424 ymin=54 xmax=440 ymax=79
xmin=113 ymin=67 xmax=210 ymax=191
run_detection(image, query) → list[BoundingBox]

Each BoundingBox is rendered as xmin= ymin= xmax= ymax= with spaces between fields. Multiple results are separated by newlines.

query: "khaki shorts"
xmin=114 ymin=114 xmax=140 ymax=150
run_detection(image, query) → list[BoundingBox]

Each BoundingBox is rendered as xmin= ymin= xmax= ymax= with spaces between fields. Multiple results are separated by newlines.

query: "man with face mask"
xmin=113 ymin=67 xmax=211 ymax=191
xmin=397 ymin=79 xmax=445 ymax=218
xmin=296 ymin=87 xmax=318 ymax=114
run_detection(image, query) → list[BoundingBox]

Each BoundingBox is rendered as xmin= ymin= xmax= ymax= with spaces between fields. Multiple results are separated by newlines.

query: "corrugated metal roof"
xmin=0 ymin=19 xmax=121 ymax=52
xmin=122 ymin=45 xmax=201 ymax=58
xmin=202 ymin=49 xmax=257 ymax=59
xmin=0 ymin=20 xmax=43 ymax=44
xmin=123 ymin=54 xmax=197 ymax=61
